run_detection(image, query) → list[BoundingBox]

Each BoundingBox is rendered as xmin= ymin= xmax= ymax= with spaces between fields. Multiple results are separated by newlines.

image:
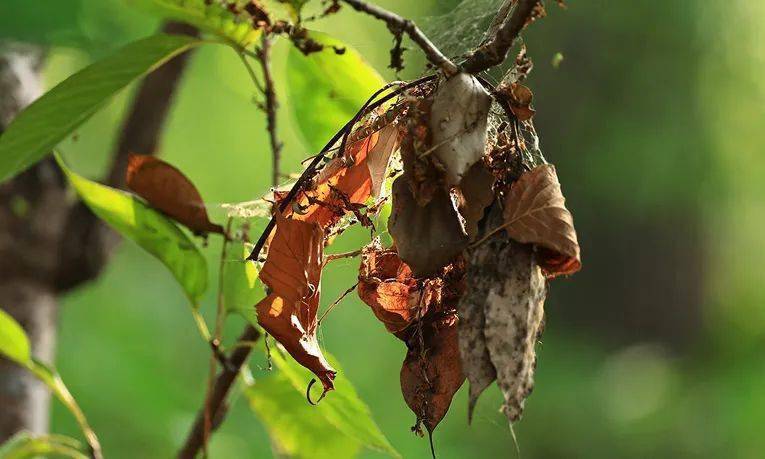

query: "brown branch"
xmin=177 ymin=325 xmax=261 ymax=459
xmin=54 ymin=22 xmax=199 ymax=292
xmin=461 ymin=0 xmax=540 ymax=74
xmin=256 ymin=37 xmax=283 ymax=188
xmin=341 ymin=0 xmax=459 ymax=76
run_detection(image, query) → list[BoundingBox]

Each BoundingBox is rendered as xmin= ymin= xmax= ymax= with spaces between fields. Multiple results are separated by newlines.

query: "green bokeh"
xmin=3 ymin=0 xmax=762 ymax=458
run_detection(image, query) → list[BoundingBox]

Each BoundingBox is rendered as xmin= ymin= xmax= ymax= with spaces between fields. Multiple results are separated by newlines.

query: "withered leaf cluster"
xmin=121 ymin=55 xmax=582 ymax=446
xmin=358 ymin=69 xmax=582 ymax=433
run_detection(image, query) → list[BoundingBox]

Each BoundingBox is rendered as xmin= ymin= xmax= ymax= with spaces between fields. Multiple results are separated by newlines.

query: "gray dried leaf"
xmin=388 ymin=174 xmax=468 ymax=277
xmin=430 ymin=72 xmax=491 ymax=186
xmin=484 ymin=241 xmax=547 ymax=424
xmin=458 ymin=233 xmax=499 ymax=423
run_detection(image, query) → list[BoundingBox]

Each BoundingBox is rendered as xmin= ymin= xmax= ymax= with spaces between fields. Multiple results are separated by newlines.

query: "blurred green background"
xmin=2 ymin=0 xmax=764 ymax=457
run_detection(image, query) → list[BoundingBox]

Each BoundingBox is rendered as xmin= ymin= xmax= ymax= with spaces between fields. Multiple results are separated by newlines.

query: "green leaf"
xmin=271 ymin=350 xmax=400 ymax=457
xmin=0 ymin=308 xmax=31 ymax=365
xmin=26 ymin=358 xmax=101 ymax=458
xmin=223 ymin=242 xmax=265 ymax=325
xmin=0 ymin=432 xmax=87 ymax=459
xmin=55 ymin=155 xmax=208 ymax=301
xmin=0 ymin=34 xmax=200 ymax=183
xmin=286 ymin=31 xmax=385 ymax=152
xmin=130 ymin=0 xmax=263 ymax=47
xmin=245 ymin=373 xmax=361 ymax=459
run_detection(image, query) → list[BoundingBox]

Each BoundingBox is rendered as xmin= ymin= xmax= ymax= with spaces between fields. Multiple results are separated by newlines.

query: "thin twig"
xmin=462 ymin=0 xmax=541 ymax=74
xmin=256 ymin=36 xmax=283 ymax=187
xmin=318 ymin=282 xmax=359 ymax=325
xmin=323 ymin=248 xmax=363 ymax=265
xmin=201 ymin=218 xmax=234 ymax=455
xmin=177 ymin=325 xmax=261 ymax=459
xmin=341 ymin=0 xmax=458 ymax=76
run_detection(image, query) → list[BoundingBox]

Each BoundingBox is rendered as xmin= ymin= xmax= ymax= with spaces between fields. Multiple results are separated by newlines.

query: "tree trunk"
xmin=0 ymin=44 xmax=61 ymax=441
xmin=0 ymin=283 xmax=57 ymax=438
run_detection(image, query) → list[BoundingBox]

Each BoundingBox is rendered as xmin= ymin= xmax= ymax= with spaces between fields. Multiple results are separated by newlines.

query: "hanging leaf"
xmin=389 ymin=174 xmax=468 ymax=277
xmin=256 ymin=294 xmax=335 ymax=391
xmin=429 ymin=73 xmax=491 ymax=187
xmin=0 ymin=34 xmax=200 ymax=183
xmin=126 ymin=154 xmax=224 ymax=235
xmin=455 ymin=160 xmax=496 ymax=240
xmin=256 ymin=211 xmax=335 ymax=390
xmin=457 ymin=205 xmax=502 ymax=422
xmin=0 ymin=308 xmax=31 ymax=366
xmin=130 ymin=0 xmax=265 ymax=47
xmin=484 ymin=242 xmax=546 ymax=424
xmin=270 ymin=349 xmax=400 ymax=457
xmin=245 ymin=372 xmax=361 ymax=459
xmin=400 ymin=313 xmax=465 ymax=434
xmin=502 ymin=164 xmax=581 ymax=277
xmin=286 ymin=31 xmax=384 ymax=152
xmin=259 ymin=211 xmax=323 ymax=304
xmin=56 ymin=155 xmax=208 ymax=301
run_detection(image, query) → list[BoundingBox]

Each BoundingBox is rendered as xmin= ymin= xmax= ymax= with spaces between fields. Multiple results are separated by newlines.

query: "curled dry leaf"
xmin=365 ymin=124 xmax=400 ymax=198
xmin=126 ymin=154 xmax=223 ymax=235
xmin=389 ymin=174 xmax=468 ymax=277
xmin=484 ymin=241 xmax=546 ymax=424
xmin=455 ymin=161 xmax=496 ymax=240
xmin=357 ymin=246 xmax=418 ymax=334
xmin=357 ymin=244 xmax=467 ymax=434
xmin=400 ymin=312 xmax=465 ymax=433
xmin=498 ymin=82 xmax=536 ymax=121
xmin=503 ymin=164 xmax=581 ymax=277
xmin=429 ymin=73 xmax=491 ymax=187
xmin=256 ymin=211 xmax=336 ymax=391
xmin=290 ymin=127 xmax=394 ymax=229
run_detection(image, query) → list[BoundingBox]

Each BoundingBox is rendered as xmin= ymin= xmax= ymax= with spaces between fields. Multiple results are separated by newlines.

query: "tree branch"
xmin=256 ymin=37 xmax=282 ymax=187
xmin=461 ymin=0 xmax=540 ymax=74
xmin=178 ymin=325 xmax=261 ymax=459
xmin=341 ymin=0 xmax=459 ymax=76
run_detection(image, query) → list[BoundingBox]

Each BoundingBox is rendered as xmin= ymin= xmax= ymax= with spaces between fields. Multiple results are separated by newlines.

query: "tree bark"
xmin=0 ymin=43 xmax=61 ymax=442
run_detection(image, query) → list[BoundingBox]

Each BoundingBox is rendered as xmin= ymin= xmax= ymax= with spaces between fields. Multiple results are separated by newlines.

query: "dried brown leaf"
xmin=357 ymin=246 xmax=418 ymax=333
xmin=389 ymin=174 xmax=468 ymax=277
xmin=260 ymin=211 xmax=323 ymax=305
xmin=365 ymin=124 xmax=400 ymax=198
xmin=455 ymin=161 xmax=496 ymax=240
xmin=256 ymin=211 xmax=335 ymax=391
xmin=256 ymin=293 xmax=336 ymax=391
xmin=400 ymin=312 xmax=465 ymax=433
xmin=503 ymin=164 xmax=581 ymax=277
xmin=126 ymin=154 xmax=223 ymax=235
xmin=498 ymin=82 xmax=536 ymax=121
